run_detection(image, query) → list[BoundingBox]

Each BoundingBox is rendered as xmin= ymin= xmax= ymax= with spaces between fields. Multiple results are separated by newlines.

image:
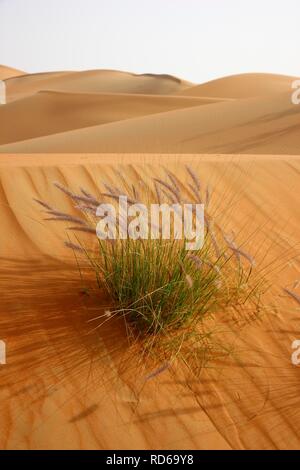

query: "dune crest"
xmin=5 ymin=69 xmax=194 ymax=103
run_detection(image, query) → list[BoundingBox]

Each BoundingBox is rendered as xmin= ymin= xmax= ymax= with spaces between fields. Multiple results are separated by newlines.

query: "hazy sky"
xmin=1 ymin=0 xmax=299 ymax=83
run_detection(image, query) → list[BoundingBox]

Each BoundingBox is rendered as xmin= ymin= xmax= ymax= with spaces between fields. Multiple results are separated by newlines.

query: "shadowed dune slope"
xmin=2 ymin=91 xmax=299 ymax=154
xmin=5 ymin=69 xmax=193 ymax=102
xmin=180 ymin=73 xmax=298 ymax=99
xmin=0 ymin=90 xmax=223 ymax=145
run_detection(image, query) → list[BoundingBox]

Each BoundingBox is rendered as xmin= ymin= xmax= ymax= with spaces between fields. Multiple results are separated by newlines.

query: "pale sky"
xmin=1 ymin=0 xmax=299 ymax=84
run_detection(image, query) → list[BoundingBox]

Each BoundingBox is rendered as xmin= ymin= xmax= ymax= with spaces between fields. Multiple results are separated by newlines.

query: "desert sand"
xmin=0 ymin=68 xmax=300 ymax=450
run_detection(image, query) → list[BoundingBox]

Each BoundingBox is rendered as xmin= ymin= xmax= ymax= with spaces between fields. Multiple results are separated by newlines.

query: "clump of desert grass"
xmin=35 ymin=166 xmax=267 ymax=375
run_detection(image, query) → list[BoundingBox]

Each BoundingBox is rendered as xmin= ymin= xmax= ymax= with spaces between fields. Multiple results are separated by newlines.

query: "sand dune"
xmin=0 ymin=90 xmax=223 ymax=145
xmin=0 ymin=65 xmax=25 ymax=80
xmin=5 ymin=69 xmax=193 ymax=102
xmin=180 ymin=73 xmax=297 ymax=98
xmin=2 ymin=90 xmax=299 ymax=154
xmin=0 ymin=154 xmax=299 ymax=449
xmin=2 ymin=69 xmax=299 ymax=154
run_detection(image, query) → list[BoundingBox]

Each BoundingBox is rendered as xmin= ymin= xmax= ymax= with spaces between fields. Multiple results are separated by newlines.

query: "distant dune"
xmin=5 ymin=69 xmax=193 ymax=102
xmin=179 ymin=73 xmax=297 ymax=98
xmin=1 ymin=68 xmax=298 ymax=154
xmin=0 ymin=64 xmax=25 ymax=80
